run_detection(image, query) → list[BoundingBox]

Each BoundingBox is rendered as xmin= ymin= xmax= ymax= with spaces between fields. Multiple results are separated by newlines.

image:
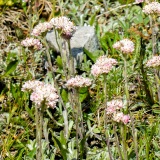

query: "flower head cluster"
xmin=106 ymin=100 xmax=123 ymax=114
xmin=31 ymin=22 xmax=53 ymax=36
xmin=135 ymin=0 xmax=144 ymax=4
xmin=113 ymin=113 xmax=130 ymax=124
xmin=21 ymin=80 xmax=43 ymax=92
xmin=66 ymin=75 xmax=92 ymax=88
xmin=143 ymin=2 xmax=160 ymax=15
xmin=50 ymin=16 xmax=76 ymax=38
xmin=106 ymin=99 xmax=130 ymax=124
xmin=21 ymin=38 xmax=42 ymax=50
xmin=91 ymin=56 xmax=117 ymax=77
xmin=22 ymin=80 xmax=59 ymax=108
xmin=113 ymin=39 xmax=134 ymax=54
xmin=146 ymin=56 xmax=160 ymax=68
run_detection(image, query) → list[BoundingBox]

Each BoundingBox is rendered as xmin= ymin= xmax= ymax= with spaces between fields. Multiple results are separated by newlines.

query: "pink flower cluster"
xmin=21 ymin=80 xmax=43 ymax=92
xmin=21 ymin=38 xmax=42 ymax=50
xmin=31 ymin=16 xmax=76 ymax=38
xmin=106 ymin=100 xmax=123 ymax=114
xmin=22 ymin=80 xmax=59 ymax=108
xmin=66 ymin=75 xmax=92 ymax=88
xmin=143 ymin=2 xmax=160 ymax=15
xmin=106 ymin=99 xmax=130 ymax=124
xmin=91 ymin=56 xmax=117 ymax=77
xmin=135 ymin=0 xmax=144 ymax=4
xmin=31 ymin=22 xmax=53 ymax=36
xmin=113 ymin=39 xmax=135 ymax=54
xmin=50 ymin=16 xmax=76 ymax=38
xmin=146 ymin=56 xmax=160 ymax=68
xmin=113 ymin=112 xmax=130 ymax=124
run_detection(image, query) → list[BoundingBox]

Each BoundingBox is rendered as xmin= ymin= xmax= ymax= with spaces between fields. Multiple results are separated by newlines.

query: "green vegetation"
xmin=0 ymin=0 xmax=160 ymax=160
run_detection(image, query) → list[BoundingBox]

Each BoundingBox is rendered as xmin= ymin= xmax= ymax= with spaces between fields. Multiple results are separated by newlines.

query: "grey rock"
xmin=46 ymin=26 xmax=99 ymax=63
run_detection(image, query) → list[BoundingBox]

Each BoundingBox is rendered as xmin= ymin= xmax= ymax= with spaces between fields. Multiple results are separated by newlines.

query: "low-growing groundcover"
xmin=0 ymin=0 xmax=160 ymax=160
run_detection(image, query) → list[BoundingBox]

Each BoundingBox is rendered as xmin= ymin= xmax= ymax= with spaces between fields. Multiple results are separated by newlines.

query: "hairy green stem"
xmin=149 ymin=15 xmax=157 ymax=55
xmin=42 ymin=38 xmax=69 ymax=138
xmin=149 ymin=15 xmax=160 ymax=102
xmin=123 ymin=56 xmax=130 ymax=113
xmin=139 ymin=39 xmax=154 ymax=105
xmin=106 ymin=132 xmax=113 ymax=160
xmin=121 ymin=124 xmax=128 ymax=160
xmin=103 ymin=74 xmax=107 ymax=128
xmin=28 ymin=0 xmax=32 ymax=34
xmin=35 ymin=101 xmax=45 ymax=160
xmin=154 ymin=70 xmax=160 ymax=103
xmin=67 ymin=39 xmax=75 ymax=77
xmin=130 ymin=115 xmax=139 ymax=160
xmin=113 ymin=124 xmax=122 ymax=160
xmin=103 ymin=74 xmax=113 ymax=160
xmin=70 ymin=88 xmax=84 ymax=159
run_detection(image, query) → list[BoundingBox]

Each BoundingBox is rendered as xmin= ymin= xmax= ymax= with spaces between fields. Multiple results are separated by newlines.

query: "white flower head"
xmin=21 ymin=38 xmax=42 ymax=50
xmin=22 ymin=80 xmax=59 ymax=108
xmin=143 ymin=2 xmax=160 ymax=15
xmin=146 ymin=56 xmax=160 ymax=68
xmin=113 ymin=39 xmax=134 ymax=54
xmin=66 ymin=75 xmax=92 ymax=88
xmin=50 ymin=16 xmax=76 ymax=39
xmin=91 ymin=56 xmax=117 ymax=77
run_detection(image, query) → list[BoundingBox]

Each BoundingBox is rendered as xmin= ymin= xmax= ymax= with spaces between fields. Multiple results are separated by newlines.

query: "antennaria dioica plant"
xmin=1 ymin=0 xmax=160 ymax=159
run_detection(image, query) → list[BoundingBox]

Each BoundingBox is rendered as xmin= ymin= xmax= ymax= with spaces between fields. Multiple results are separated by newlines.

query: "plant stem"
xmin=59 ymin=37 xmax=69 ymax=79
xmin=149 ymin=15 xmax=157 ymax=55
xmin=149 ymin=15 xmax=160 ymax=102
xmin=35 ymin=101 xmax=45 ymax=160
xmin=154 ymin=70 xmax=160 ymax=103
xmin=103 ymin=74 xmax=107 ymax=129
xmin=103 ymin=74 xmax=113 ymax=160
xmin=67 ymin=39 xmax=75 ymax=77
xmin=121 ymin=124 xmax=128 ymax=160
xmin=123 ymin=56 xmax=130 ymax=113
xmin=130 ymin=115 xmax=139 ymax=160
xmin=139 ymin=39 xmax=154 ymax=105
xmin=74 ymin=88 xmax=85 ymax=159
xmin=28 ymin=0 xmax=33 ymax=34
xmin=113 ymin=124 xmax=122 ymax=160
xmin=42 ymin=38 xmax=69 ymax=138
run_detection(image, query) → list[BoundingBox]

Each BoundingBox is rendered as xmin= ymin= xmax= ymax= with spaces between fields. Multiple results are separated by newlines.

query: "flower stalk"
xmin=35 ymin=100 xmax=45 ymax=160
xmin=121 ymin=124 xmax=128 ymax=160
xmin=103 ymin=74 xmax=113 ymax=160
xmin=123 ymin=56 xmax=130 ymax=113
xmin=130 ymin=115 xmax=139 ymax=160
xmin=113 ymin=124 xmax=123 ymax=160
